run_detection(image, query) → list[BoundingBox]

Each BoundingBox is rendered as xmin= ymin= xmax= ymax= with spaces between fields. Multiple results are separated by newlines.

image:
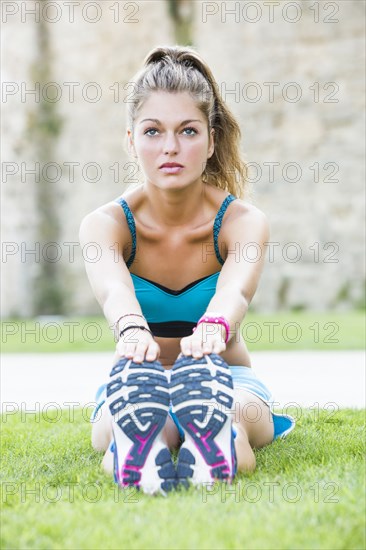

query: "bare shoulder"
xmin=226 ymin=198 xmax=269 ymax=225
xmin=80 ymin=199 xmax=123 ymax=225
xmin=220 ymin=199 xmax=270 ymax=245
xmin=78 ymin=196 xmax=132 ymax=247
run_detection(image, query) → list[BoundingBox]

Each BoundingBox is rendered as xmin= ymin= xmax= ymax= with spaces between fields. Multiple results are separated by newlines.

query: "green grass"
xmin=1 ymin=408 xmax=365 ymax=550
xmin=1 ymin=311 xmax=365 ymax=353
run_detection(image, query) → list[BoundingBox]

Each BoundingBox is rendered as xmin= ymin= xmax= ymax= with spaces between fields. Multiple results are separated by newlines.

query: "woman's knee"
xmin=237 ymin=453 xmax=256 ymax=474
xmin=162 ymin=415 xmax=181 ymax=451
xmin=234 ymin=425 xmax=256 ymax=473
xmin=91 ymin=402 xmax=112 ymax=452
xmin=232 ymin=391 xmax=274 ymax=449
xmin=91 ymin=352 xmax=124 ymax=452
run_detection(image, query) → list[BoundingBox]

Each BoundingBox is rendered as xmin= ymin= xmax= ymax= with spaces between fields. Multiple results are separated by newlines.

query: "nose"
xmin=163 ymin=132 xmax=179 ymax=155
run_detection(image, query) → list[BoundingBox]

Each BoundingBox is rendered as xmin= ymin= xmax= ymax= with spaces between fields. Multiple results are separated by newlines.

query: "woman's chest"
xmin=130 ymin=221 xmax=221 ymax=287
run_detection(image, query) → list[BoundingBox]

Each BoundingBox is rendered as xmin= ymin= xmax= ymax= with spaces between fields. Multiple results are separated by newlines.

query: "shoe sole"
xmin=170 ymin=353 xmax=236 ymax=487
xmin=106 ymin=358 xmax=177 ymax=495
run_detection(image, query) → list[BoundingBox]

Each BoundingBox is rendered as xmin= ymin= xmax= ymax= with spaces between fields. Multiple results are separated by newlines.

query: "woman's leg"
xmin=231 ymin=389 xmax=274 ymax=473
xmin=91 ymin=351 xmax=180 ymax=475
xmin=93 ymin=353 xmax=275 ymax=479
xmin=91 ymin=349 xmax=119 ymax=453
xmin=170 ymin=353 xmax=237 ymax=484
xmin=92 ymin=403 xmax=180 ymax=453
xmin=94 ymin=404 xmax=180 ymax=475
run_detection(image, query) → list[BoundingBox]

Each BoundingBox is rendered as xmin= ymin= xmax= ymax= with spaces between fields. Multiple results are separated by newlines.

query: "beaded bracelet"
xmin=119 ymin=325 xmax=155 ymax=340
xmin=109 ymin=313 xmax=147 ymax=342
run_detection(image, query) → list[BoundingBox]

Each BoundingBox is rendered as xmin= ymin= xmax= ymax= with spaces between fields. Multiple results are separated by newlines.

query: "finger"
xmin=134 ymin=336 xmax=158 ymax=362
xmin=132 ymin=341 xmax=149 ymax=363
xmin=116 ymin=344 xmax=125 ymax=357
xmin=124 ymin=345 xmax=136 ymax=359
xmin=191 ymin=338 xmax=204 ymax=359
xmin=180 ymin=343 xmax=192 ymax=356
xmin=213 ymin=342 xmax=226 ymax=355
xmin=146 ymin=342 xmax=160 ymax=362
xmin=180 ymin=337 xmax=191 ymax=356
xmin=202 ymin=342 xmax=213 ymax=354
xmin=119 ymin=327 xmax=140 ymax=354
xmin=116 ymin=340 xmax=129 ymax=356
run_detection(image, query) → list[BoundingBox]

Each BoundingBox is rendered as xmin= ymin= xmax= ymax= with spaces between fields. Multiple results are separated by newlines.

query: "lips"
xmin=159 ymin=162 xmax=183 ymax=168
xmin=159 ymin=162 xmax=184 ymax=175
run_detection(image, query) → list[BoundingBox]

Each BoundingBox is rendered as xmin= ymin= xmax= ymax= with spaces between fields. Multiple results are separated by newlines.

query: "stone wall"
xmin=1 ymin=0 xmax=365 ymax=316
xmin=193 ymin=0 xmax=365 ymax=311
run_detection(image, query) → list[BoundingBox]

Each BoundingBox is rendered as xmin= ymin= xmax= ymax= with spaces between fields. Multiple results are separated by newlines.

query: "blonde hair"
xmin=126 ymin=45 xmax=248 ymax=199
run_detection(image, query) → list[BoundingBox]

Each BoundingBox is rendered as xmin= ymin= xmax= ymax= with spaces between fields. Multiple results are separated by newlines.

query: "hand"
xmin=116 ymin=326 xmax=160 ymax=363
xmin=180 ymin=323 xmax=226 ymax=359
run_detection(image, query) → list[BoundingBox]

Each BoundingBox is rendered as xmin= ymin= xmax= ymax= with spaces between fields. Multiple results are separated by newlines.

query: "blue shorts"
xmin=91 ymin=365 xmax=295 ymax=443
xmin=227 ymin=366 xmax=295 ymax=440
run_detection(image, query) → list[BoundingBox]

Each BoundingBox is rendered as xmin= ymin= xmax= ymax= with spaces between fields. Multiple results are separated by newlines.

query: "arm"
xmin=78 ymin=206 xmax=160 ymax=362
xmin=180 ymin=202 xmax=270 ymax=356
xmin=206 ymin=203 xmax=270 ymax=336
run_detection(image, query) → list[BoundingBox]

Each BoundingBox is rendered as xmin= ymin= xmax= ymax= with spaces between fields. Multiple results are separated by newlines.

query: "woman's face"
xmin=128 ymin=91 xmax=214 ymax=190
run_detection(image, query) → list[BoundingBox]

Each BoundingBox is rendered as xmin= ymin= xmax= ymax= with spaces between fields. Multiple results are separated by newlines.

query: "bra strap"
xmin=213 ymin=194 xmax=237 ymax=265
xmin=115 ymin=198 xmax=136 ymax=267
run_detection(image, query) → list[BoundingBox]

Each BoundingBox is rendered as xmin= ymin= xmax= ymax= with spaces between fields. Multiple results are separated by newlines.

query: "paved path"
xmin=1 ymin=351 xmax=365 ymax=413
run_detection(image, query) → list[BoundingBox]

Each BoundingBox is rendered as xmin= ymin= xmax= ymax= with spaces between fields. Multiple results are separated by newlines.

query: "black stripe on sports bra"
xmin=148 ymin=321 xmax=196 ymax=338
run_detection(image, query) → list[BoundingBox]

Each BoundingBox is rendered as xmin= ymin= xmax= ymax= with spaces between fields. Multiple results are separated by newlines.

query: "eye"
xmin=183 ymin=127 xmax=198 ymax=136
xmin=144 ymin=127 xmax=159 ymax=136
xmin=143 ymin=126 xmax=198 ymax=136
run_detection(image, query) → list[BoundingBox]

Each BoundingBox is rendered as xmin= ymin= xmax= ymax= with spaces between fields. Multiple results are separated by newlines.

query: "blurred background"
xmin=1 ymin=0 xmax=365 ymax=318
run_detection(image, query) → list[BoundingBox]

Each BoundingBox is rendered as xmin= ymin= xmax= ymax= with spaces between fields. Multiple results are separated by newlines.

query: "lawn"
xmin=0 ymin=407 xmax=365 ymax=549
xmin=1 ymin=311 xmax=365 ymax=548
xmin=1 ymin=311 xmax=365 ymax=352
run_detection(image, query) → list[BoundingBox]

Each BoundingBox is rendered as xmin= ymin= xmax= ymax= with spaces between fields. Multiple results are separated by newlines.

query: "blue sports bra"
xmin=116 ymin=194 xmax=237 ymax=338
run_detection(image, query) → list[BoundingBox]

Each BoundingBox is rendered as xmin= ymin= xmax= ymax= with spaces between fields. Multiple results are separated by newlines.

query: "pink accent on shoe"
xmin=117 ymin=424 xmax=160 ymax=488
xmin=209 ymin=460 xmax=229 ymax=469
xmin=188 ymin=423 xmax=213 ymax=452
xmin=122 ymin=480 xmax=139 ymax=487
xmin=187 ymin=422 xmax=231 ymax=477
xmin=135 ymin=424 xmax=158 ymax=455
xmin=200 ymin=431 xmax=213 ymax=452
xmin=210 ymin=460 xmax=230 ymax=474
xmin=122 ymin=475 xmax=141 ymax=487
xmin=123 ymin=464 xmax=140 ymax=473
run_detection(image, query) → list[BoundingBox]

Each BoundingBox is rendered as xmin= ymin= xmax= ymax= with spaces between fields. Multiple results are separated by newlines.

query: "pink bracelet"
xmin=193 ymin=314 xmax=230 ymax=344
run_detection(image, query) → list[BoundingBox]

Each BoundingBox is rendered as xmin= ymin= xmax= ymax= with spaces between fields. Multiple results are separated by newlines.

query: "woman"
xmin=79 ymin=45 xmax=295 ymax=495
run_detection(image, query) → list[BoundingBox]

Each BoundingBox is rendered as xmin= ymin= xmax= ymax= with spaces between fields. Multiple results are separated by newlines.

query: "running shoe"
xmin=106 ymin=357 xmax=177 ymax=495
xmin=170 ymin=353 xmax=237 ymax=487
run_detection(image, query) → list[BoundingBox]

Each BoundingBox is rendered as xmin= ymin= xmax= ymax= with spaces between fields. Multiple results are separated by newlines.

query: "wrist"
xmin=194 ymin=313 xmax=230 ymax=344
xmin=194 ymin=321 xmax=226 ymax=341
xmin=110 ymin=312 xmax=147 ymax=342
xmin=119 ymin=324 xmax=155 ymax=341
xmin=119 ymin=319 xmax=149 ymax=331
